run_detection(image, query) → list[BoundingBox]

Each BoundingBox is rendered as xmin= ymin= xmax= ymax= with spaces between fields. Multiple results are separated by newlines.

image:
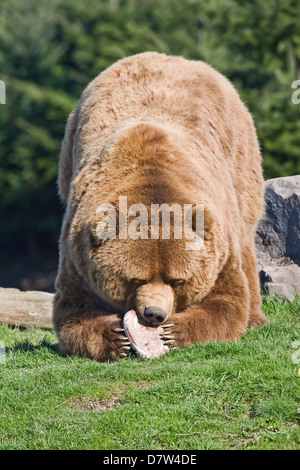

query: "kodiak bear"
xmin=53 ymin=52 xmax=267 ymax=361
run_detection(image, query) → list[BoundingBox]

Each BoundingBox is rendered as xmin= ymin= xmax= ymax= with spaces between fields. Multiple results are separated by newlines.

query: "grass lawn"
xmin=0 ymin=296 xmax=299 ymax=450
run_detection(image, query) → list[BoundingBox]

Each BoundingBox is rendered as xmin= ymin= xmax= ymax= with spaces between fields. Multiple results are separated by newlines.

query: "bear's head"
xmin=69 ymin=195 xmax=227 ymax=325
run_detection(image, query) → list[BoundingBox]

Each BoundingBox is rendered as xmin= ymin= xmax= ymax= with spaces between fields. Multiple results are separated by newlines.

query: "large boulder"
xmin=255 ymin=175 xmax=300 ymax=301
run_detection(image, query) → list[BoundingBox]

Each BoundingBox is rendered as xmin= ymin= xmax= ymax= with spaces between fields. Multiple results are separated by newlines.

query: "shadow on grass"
xmin=7 ymin=339 xmax=60 ymax=356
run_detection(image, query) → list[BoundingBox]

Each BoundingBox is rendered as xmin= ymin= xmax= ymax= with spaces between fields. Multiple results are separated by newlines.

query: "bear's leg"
xmin=53 ymin=293 xmax=131 ymax=362
xmin=241 ymin=243 xmax=268 ymax=328
xmin=162 ymin=257 xmax=251 ymax=348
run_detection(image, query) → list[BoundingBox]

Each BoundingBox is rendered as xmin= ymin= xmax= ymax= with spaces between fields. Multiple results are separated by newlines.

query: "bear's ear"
xmin=57 ymin=106 xmax=79 ymax=204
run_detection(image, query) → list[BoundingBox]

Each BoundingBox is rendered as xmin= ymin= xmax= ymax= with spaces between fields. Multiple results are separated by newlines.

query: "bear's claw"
xmin=163 ymin=339 xmax=176 ymax=345
xmin=160 ymin=325 xmax=178 ymax=348
xmin=112 ymin=326 xmax=132 ymax=360
xmin=113 ymin=327 xmax=125 ymax=333
xmin=159 ymin=319 xmax=185 ymax=349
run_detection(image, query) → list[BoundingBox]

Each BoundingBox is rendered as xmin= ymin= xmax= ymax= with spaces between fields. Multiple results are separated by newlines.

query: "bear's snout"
xmin=135 ymin=281 xmax=174 ymax=325
xmin=143 ymin=306 xmax=166 ymax=324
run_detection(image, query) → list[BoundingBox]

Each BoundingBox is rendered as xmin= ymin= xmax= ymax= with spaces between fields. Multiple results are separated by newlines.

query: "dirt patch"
xmin=132 ymin=380 xmax=153 ymax=389
xmin=68 ymin=381 xmax=153 ymax=412
xmin=69 ymin=396 xmax=122 ymax=412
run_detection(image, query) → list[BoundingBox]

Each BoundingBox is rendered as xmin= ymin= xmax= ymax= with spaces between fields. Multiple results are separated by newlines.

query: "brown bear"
xmin=53 ymin=52 xmax=267 ymax=362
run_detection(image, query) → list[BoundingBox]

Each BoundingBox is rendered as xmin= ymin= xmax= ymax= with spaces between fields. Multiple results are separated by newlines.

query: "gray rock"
xmin=255 ymin=175 xmax=300 ymax=301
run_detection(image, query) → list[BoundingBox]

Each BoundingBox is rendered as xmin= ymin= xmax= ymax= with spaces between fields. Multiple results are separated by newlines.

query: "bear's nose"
xmin=143 ymin=306 xmax=166 ymax=324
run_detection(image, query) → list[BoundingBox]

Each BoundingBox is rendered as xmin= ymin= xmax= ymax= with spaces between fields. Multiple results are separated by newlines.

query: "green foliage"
xmin=0 ymin=0 xmax=299 ymax=283
xmin=201 ymin=0 xmax=300 ymax=178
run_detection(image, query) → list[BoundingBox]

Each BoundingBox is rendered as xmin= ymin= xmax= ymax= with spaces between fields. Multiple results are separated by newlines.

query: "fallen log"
xmin=0 ymin=287 xmax=53 ymax=329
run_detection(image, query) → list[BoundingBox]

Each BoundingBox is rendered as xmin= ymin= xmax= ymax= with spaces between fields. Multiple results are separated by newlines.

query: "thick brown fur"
xmin=53 ymin=52 xmax=267 ymax=362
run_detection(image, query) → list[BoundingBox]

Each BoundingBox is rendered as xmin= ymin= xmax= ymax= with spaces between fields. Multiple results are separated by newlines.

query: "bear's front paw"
xmin=248 ymin=309 xmax=268 ymax=328
xmin=159 ymin=320 xmax=187 ymax=349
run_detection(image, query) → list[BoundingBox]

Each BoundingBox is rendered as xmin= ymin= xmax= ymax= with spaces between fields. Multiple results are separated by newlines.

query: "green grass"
xmin=0 ymin=296 xmax=299 ymax=450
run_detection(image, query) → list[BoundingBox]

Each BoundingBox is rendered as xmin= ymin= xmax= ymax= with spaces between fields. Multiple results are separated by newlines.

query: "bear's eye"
xmin=131 ymin=278 xmax=148 ymax=287
xmin=170 ymin=279 xmax=186 ymax=288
